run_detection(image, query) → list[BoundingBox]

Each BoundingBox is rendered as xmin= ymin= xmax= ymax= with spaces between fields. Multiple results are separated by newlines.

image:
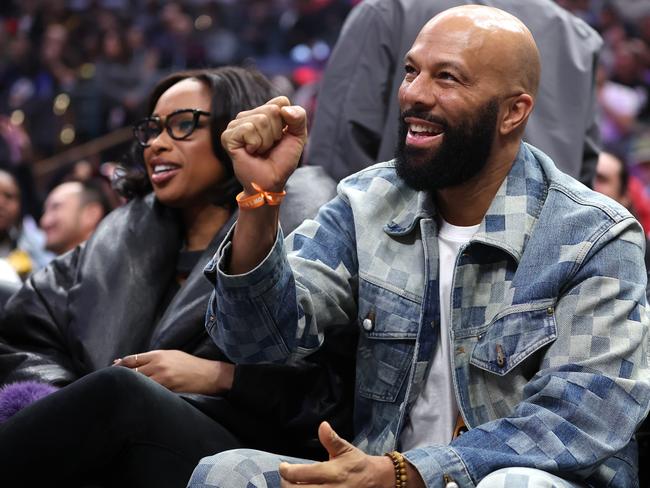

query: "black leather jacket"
xmin=0 ymin=166 xmax=355 ymax=458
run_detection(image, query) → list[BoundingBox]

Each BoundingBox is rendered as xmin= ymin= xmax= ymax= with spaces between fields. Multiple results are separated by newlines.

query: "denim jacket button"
xmin=496 ymin=344 xmax=506 ymax=368
xmin=443 ymin=474 xmax=458 ymax=488
xmin=546 ymin=306 xmax=554 ymax=316
xmin=362 ymin=318 xmax=374 ymax=331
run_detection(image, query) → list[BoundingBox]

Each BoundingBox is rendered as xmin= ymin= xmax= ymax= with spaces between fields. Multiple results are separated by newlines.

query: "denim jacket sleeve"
xmin=403 ymin=219 xmax=650 ymax=488
xmin=204 ymin=194 xmax=358 ymax=365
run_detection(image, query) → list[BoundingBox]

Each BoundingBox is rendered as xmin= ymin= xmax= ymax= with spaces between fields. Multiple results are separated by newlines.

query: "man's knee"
xmin=188 ymin=449 xmax=282 ymax=488
xmin=476 ymin=468 xmax=581 ymax=488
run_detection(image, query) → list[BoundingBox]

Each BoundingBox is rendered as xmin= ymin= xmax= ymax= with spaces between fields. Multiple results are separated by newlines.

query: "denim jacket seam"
xmin=216 ymin=229 xmax=287 ymax=298
xmin=448 ymin=446 xmax=474 ymax=484
xmin=550 ymin=183 xmax=629 ymax=222
xmin=470 ymin=332 xmax=557 ymax=375
xmin=560 ymin=216 xmax=637 ymax=297
xmin=359 ymin=274 xmax=422 ymax=304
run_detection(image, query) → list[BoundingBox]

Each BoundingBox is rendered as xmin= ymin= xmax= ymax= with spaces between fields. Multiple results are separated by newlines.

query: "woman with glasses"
xmin=0 ymin=67 xmax=350 ymax=487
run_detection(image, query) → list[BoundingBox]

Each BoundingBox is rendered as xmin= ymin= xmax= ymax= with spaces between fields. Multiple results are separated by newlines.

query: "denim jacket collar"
xmin=383 ymin=143 xmax=548 ymax=263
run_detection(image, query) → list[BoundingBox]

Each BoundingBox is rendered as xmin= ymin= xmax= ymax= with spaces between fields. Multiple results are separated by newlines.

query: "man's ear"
xmin=499 ymin=93 xmax=534 ymax=136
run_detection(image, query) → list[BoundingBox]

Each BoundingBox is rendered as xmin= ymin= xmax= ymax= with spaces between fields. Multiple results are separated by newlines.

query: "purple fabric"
xmin=0 ymin=381 xmax=59 ymax=423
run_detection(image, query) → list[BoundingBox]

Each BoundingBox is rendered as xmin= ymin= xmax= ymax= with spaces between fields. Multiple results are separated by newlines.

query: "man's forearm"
xmin=229 ymin=205 xmax=280 ymax=275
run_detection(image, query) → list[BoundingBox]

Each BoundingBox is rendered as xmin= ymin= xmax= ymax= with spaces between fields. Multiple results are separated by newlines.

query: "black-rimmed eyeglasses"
xmin=133 ymin=109 xmax=211 ymax=147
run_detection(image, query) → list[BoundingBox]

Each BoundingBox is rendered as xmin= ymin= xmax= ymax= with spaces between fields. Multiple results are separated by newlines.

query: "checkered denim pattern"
xmin=187 ymin=453 xmax=584 ymax=488
xmin=188 ymin=449 xmax=310 ymax=488
xmin=476 ymin=467 xmax=585 ymax=487
xmin=205 ymin=143 xmax=650 ymax=487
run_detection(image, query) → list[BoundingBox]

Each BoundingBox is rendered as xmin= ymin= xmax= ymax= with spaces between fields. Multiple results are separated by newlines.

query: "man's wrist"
xmin=376 ymin=453 xmax=425 ymax=488
xmin=405 ymin=460 xmax=426 ymax=488
xmin=375 ymin=454 xmax=399 ymax=488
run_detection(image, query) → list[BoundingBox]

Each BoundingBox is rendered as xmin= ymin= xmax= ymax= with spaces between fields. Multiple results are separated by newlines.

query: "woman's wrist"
xmin=202 ymin=359 xmax=235 ymax=395
xmin=214 ymin=361 xmax=235 ymax=394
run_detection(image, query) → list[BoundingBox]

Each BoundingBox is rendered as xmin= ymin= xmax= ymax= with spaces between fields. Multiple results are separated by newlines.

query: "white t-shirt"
xmin=400 ymin=218 xmax=479 ymax=450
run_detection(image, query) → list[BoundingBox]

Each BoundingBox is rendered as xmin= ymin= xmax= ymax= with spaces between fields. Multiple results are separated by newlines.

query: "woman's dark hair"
xmin=114 ymin=66 xmax=279 ymax=207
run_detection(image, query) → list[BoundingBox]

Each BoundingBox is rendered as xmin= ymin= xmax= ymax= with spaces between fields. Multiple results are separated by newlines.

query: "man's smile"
xmin=404 ymin=117 xmax=445 ymax=149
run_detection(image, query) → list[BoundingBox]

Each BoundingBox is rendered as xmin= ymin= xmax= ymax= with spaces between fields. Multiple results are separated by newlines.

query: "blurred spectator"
xmin=0 ymin=169 xmax=51 ymax=279
xmin=594 ymin=151 xmax=631 ymax=208
xmin=597 ymin=64 xmax=646 ymax=152
xmin=237 ymin=0 xmax=283 ymax=61
xmin=629 ymin=131 xmax=650 ymax=222
xmin=94 ymin=26 xmax=159 ymax=132
xmin=198 ymin=3 xmax=238 ymax=66
xmin=152 ymin=2 xmax=206 ymax=70
xmin=0 ymin=169 xmax=25 ymax=278
xmin=609 ymin=39 xmax=650 ymax=120
xmin=595 ymin=151 xmax=650 ymax=268
xmin=39 ymin=179 xmax=112 ymax=255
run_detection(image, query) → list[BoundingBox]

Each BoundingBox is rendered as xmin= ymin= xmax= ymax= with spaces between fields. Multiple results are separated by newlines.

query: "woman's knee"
xmin=74 ymin=367 xmax=158 ymax=413
xmin=189 ymin=449 xmax=282 ymax=488
xmin=81 ymin=366 xmax=143 ymax=393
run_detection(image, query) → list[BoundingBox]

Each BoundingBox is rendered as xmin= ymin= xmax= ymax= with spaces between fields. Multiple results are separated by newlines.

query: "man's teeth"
xmin=153 ymin=164 xmax=177 ymax=174
xmin=409 ymin=124 xmax=441 ymax=135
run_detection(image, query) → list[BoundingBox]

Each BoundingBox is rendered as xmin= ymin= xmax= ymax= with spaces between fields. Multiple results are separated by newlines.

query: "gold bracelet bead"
xmin=385 ymin=451 xmax=408 ymax=488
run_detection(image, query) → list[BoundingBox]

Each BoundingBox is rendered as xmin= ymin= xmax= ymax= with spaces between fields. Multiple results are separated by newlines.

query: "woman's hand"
xmin=114 ymin=350 xmax=235 ymax=395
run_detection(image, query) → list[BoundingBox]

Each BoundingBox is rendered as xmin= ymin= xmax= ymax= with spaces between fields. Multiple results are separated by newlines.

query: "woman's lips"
xmin=149 ymin=161 xmax=181 ymax=185
xmin=150 ymin=168 xmax=180 ymax=185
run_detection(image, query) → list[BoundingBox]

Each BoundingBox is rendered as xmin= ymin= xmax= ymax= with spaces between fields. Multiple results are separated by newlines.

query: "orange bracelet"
xmin=236 ymin=182 xmax=286 ymax=209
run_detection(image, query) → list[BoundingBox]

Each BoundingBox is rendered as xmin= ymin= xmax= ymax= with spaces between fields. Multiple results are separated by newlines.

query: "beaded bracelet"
xmin=236 ymin=182 xmax=286 ymax=209
xmin=385 ymin=450 xmax=407 ymax=488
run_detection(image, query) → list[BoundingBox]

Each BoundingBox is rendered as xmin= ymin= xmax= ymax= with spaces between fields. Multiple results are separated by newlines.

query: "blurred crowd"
xmin=0 ymin=0 xmax=649 ymax=280
xmin=558 ymin=0 xmax=650 ymax=233
xmin=0 ymin=0 xmax=355 ymax=279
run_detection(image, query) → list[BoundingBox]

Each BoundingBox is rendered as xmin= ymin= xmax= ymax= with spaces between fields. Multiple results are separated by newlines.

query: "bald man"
xmin=308 ymin=0 xmax=602 ymax=188
xmin=189 ymin=6 xmax=648 ymax=488
xmin=40 ymin=180 xmax=111 ymax=255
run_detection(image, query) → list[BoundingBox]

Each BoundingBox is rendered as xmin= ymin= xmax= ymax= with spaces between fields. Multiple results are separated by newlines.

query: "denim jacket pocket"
xmin=356 ymin=277 xmax=420 ymax=402
xmin=470 ymin=301 xmax=557 ymax=376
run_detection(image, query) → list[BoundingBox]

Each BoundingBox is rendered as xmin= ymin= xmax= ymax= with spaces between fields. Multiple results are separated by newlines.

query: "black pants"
xmin=0 ymin=367 xmax=241 ymax=487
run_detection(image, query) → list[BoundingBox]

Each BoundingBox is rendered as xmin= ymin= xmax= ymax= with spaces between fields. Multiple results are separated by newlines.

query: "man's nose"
xmin=40 ymin=211 xmax=54 ymax=229
xmin=399 ymin=74 xmax=436 ymax=110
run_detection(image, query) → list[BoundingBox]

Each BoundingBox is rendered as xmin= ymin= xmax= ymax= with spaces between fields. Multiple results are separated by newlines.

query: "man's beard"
xmin=395 ymin=98 xmax=500 ymax=191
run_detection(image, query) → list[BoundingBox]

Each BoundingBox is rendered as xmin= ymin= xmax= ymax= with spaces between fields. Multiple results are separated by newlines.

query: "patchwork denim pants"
xmin=187 ymin=449 xmax=586 ymax=488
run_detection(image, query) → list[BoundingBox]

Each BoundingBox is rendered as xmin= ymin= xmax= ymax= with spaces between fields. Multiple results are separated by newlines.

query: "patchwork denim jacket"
xmin=205 ymin=143 xmax=650 ymax=487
